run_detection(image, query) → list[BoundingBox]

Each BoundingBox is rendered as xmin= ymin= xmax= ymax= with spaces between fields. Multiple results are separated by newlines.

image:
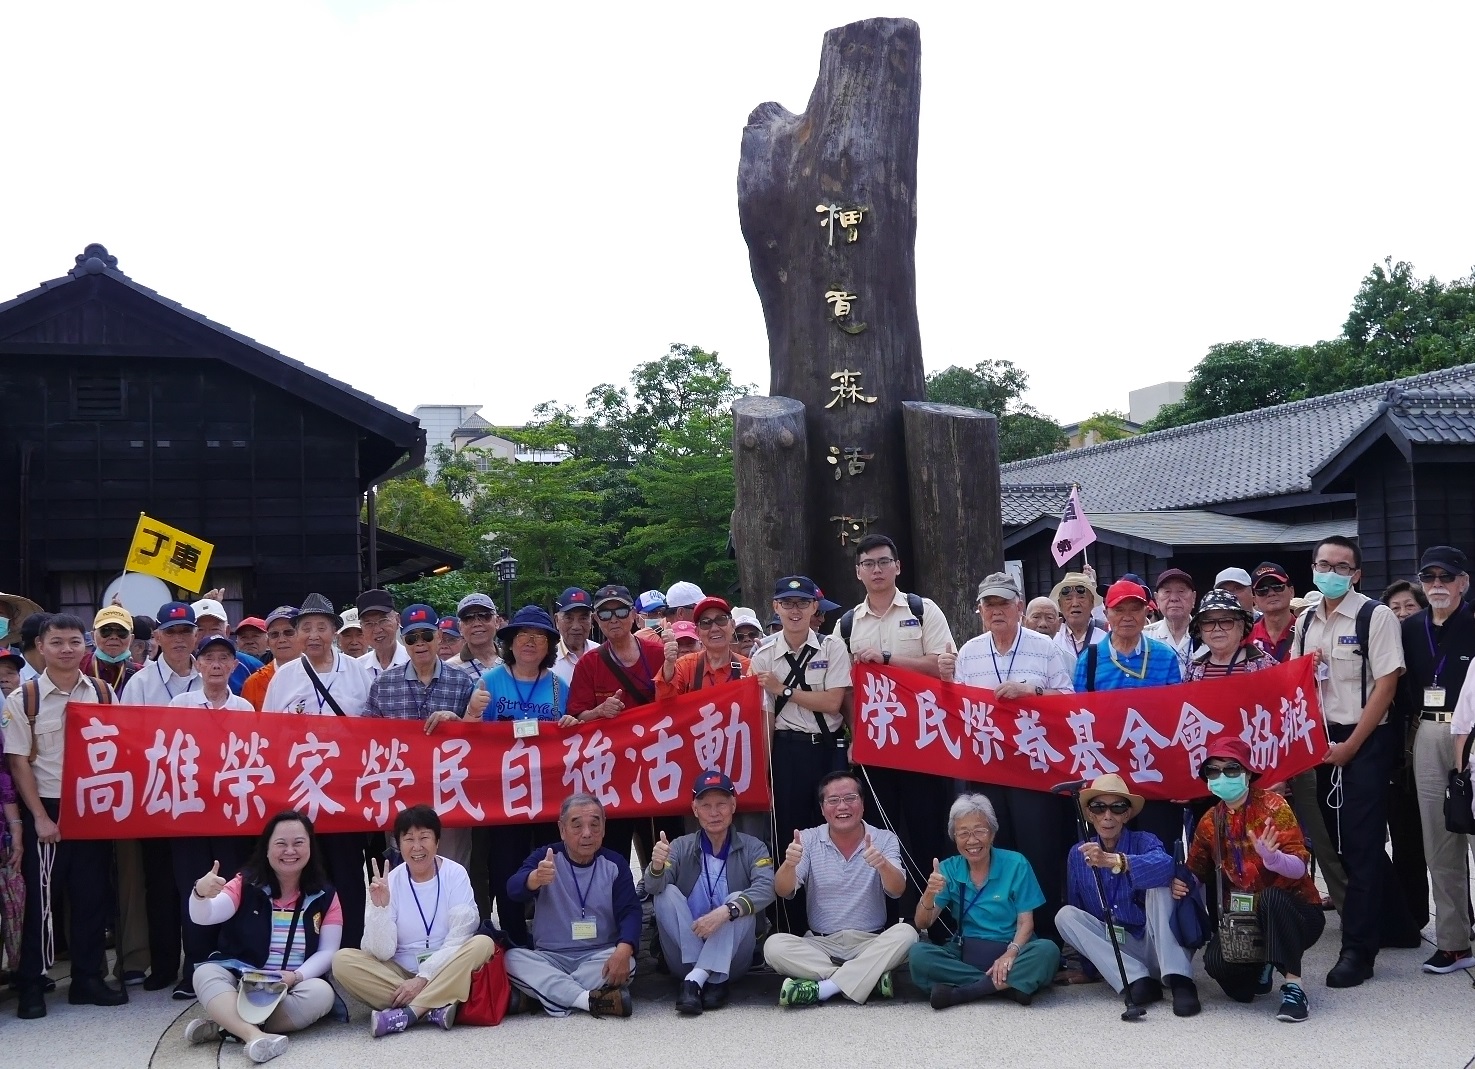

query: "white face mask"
xmin=644 ymin=617 xmax=663 ymax=630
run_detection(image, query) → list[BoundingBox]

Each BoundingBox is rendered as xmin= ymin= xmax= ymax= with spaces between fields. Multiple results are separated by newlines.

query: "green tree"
xmin=385 ymin=571 xmax=492 ymax=616
xmin=924 ymin=359 xmax=1066 ymax=461
xmin=372 ymin=476 xmax=479 ymax=559
xmin=1078 ymin=410 xmax=1135 ymax=443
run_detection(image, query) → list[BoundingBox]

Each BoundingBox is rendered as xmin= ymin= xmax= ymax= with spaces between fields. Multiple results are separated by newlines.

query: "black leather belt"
xmin=774 ymin=729 xmax=845 ymax=747
xmin=1421 ymin=710 xmax=1453 ymax=724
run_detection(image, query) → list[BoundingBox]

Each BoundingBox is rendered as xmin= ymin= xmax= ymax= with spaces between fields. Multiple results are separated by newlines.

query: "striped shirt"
xmin=789 ymin=822 xmax=902 ymax=935
xmin=365 ymin=660 xmax=476 ymax=720
xmin=1074 ymin=636 xmax=1183 ymax=691
xmin=955 ymin=626 xmax=1074 ymax=693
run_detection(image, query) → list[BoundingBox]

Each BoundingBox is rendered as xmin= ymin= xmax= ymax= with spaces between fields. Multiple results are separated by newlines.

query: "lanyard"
xmin=1425 ymin=615 xmax=1449 ymax=684
xmin=275 ymin=894 xmax=306 ymax=969
xmin=407 ymin=860 xmax=441 ymax=947
xmin=960 ymin=872 xmax=991 ymax=926
xmin=564 ymin=853 xmax=595 ymax=918
xmin=510 ymin=669 xmax=544 ymax=717
xmin=988 ymin=631 xmax=1021 ymax=685
xmin=700 ymin=832 xmax=731 ymax=905
xmin=1108 ymin=638 xmax=1150 ymax=681
xmin=312 ymin=656 xmax=337 ymax=715
xmin=1070 ymin=621 xmax=1097 ymax=655
xmin=158 ymin=659 xmax=197 ymax=700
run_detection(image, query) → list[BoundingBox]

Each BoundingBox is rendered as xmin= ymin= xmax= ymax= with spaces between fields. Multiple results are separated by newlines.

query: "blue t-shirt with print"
xmin=480 ymin=664 xmax=567 ymax=721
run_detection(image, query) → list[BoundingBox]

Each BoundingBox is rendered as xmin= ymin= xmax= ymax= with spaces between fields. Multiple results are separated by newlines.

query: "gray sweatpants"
xmin=653 ymin=885 xmax=755 ymax=982
xmin=1055 ymin=885 xmax=1194 ymax=991
xmin=504 ymin=945 xmax=634 ymax=1017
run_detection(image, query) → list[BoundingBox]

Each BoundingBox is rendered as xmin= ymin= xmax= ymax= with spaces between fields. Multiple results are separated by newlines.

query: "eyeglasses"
xmin=735 ymin=628 xmax=761 ymax=638
xmin=1419 ymin=570 xmax=1459 ymax=585
xmin=777 ymin=598 xmax=815 ymax=609
xmin=857 ymin=557 xmax=897 ymax=571
xmin=459 ymin=611 xmax=494 ymax=623
xmin=821 ymin=793 xmax=861 ymax=808
xmin=596 ymin=606 xmax=633 ymax=621
xmin=1059 ymin=586 xmax=1091 ymax=598
xmin=954 ymin=828 xmax=992 ymax=842
xmin=1087 ymin=800 xmax=1133 ymax=815
xmin=697 ymin=614 xmax=731 ymax=629
xmin=1202 ymin=762 xmax=1246 ymax=780
xmin=1198 ymin=618 xmax=1241 ymax=632
xmin=1253 ymin=582 xmax=1287 ymax=595
xmin=403 ymin=630 xmax=437 ymax=646
xmin=1312 ymin=561 xmax=1356 ymax=576
xmin=97 ymin=625 xmax=130 ymax=639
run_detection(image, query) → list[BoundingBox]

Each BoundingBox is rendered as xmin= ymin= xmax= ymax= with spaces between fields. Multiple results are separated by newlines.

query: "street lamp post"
xmin=494 ymin=548 xmax=518 ymax=619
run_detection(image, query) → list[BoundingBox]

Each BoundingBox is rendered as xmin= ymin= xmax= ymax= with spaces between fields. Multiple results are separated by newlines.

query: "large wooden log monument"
xmin=733 ymin=17 xmax=1003 ymax=640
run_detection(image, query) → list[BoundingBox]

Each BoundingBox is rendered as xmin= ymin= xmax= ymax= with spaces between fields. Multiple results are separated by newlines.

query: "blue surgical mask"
xmin=1313 ymin=571 xmax=1353 ymax=599
xmin=94 ymin=647 xmax=132 ymax=664
xmin=0 ymin=618 xmax=8 ymax=642
xmin=1207 ymin=773 xmax=1250 ymax=804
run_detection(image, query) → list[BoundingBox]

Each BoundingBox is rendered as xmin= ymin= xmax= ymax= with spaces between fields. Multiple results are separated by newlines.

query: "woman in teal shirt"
xmin=910 ymin=794 xmax=1061 ymax=1008
xmin=480 ymin=606 xmax=568 ymax=722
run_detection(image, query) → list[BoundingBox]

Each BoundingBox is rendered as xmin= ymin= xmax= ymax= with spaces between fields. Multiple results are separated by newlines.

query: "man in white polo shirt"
xmin=354 ymin=588 xmax=407 ymax=685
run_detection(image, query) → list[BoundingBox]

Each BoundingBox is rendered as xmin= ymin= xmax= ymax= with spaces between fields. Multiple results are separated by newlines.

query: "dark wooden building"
xmin=0 ymin=244 xmax=455 ymax=620
xmin=998 ymin=365 xmax=1475 ymax=605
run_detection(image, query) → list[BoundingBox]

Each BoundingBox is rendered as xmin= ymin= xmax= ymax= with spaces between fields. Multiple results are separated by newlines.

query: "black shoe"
xmin=1253 ymin=962 xmax=1274 ymax=996
xmin=506 ymin=987 xmax=530 ymax=1015
xmin=1166 ymin=975 xmax=1201 ymax=1017
xmin=1326 ymin=953 xmax=1373 ymax=988
xmin=1127 ymin=977 xmax=1163 ymax=1006
xmin=588 ymin=984 xmax=632 ymax=1018
xmin=172 ymin=975 xmax=196 ymax=1001
xmin=17 ymin=988 xmax=46 ymax=1019
xmin=700 ymin=980 xmax=729 ymax=1010
xmin=68 ymin=977 xmax=129 ymax=1007
xmin=121 ymin=970 xmax=146 ymax=987
xmin=675 ymin=980 xmax=703 ymax=1016
xmin=141 ymin=972 xmax=177 ymax=991
xmin=1276 ymin=981 xmax=1309 ymax=1022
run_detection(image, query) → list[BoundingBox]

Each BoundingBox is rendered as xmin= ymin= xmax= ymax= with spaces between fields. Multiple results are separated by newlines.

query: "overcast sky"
xmin=4 ymin=1 xmax=1473 ymax=427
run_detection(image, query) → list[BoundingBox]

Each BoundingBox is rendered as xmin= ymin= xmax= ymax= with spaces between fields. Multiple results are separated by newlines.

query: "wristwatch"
xmin=882 ymin=651 xmax=892 ymax=665
xmin=726 ymin=902 xmax=741 ymax=921
xmin=782 ymin=686 xmax=794 ymax=699
xmin=1034 ymin=685 xmax=1044 ymax=696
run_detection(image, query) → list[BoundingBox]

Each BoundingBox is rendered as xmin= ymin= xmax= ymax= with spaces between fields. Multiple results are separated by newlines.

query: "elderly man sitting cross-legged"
xmin=504 ymin=793 xmax=642 ymax=1018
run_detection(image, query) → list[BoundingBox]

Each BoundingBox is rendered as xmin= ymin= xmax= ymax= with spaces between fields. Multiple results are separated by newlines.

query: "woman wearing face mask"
xmin=1172 ymin=738 xmax=1324 ymax=1023
xmin=1184 ymin=589 xmax=1279 ymax=681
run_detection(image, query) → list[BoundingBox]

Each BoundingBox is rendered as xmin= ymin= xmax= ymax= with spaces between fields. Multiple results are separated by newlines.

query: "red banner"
xmin=850 ymin=660 xmax=1327 ymax=799
xmin=60 ymin=679 xmax=769 ymax=839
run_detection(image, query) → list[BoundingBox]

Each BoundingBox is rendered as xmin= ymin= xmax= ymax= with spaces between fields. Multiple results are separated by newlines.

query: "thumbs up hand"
xmin=195 ymin=859 xmax=228 ymax=900
xmin=861 ymin=832 xmax=886 ymax=871
xmin=529 ymin=847 xmax=558 ymax=890
xmin=651 ymin=830 xmax=672 ymax=870
xmin=938 ymin=640 xmax=958 ymax=682
xmin=784 ymin=829 xmax=805 ymax=868
xmin=924 ymin=856 xmax=946 ymax=898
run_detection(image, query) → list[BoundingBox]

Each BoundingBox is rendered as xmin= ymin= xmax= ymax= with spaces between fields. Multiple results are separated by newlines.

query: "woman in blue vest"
xmin=184 ymin=810 xmax=342 ymax=1064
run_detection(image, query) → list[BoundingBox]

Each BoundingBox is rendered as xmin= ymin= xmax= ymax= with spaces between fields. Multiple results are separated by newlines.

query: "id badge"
xmin=415 ymin=949 xmax=433 ymax=964
xmin=1425 ymin=687 xmax=1447 ymax=708
xmin=1110 ymin=924 xmax=1127 ymax=945
xmin=571 ymin=919 xmax=598 ymax=941
xmin=513 ymin=718 xmax=541 ymax=739
xmin=1229 ymin=891 xmax=1254 ymax=913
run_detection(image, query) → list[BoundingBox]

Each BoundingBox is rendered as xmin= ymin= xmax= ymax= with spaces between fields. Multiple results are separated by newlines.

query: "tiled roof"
xmin=1002 ymin=363 xmax=1475 ymax=513
xmin=1084 ymin=512 xmax=1353 ymax=551
xmin=999 ymin=483 xmax=1073 ymax=526
xmin=1385 ymin=388 xmax=1475 ymax=444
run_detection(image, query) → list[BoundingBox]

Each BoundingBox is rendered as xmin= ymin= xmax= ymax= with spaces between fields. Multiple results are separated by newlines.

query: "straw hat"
xmin=1078 ymin=773 xmax=1145 ymax=820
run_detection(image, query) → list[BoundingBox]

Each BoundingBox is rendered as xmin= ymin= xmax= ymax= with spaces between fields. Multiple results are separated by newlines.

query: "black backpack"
xmin=837 ymin=592 xmax=926 ymax=648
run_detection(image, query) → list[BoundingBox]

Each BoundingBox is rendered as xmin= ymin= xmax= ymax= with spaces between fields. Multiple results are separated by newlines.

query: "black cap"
xmin=1251 ymin=561 xmax=1291 ymax=588
xmin=1420 ymin=546 xmax=1470 ymax=575
xmin=355 ymin=588 xmax=395 ymax=615
xmin=591 ymin=584 xmax=634 ymax=608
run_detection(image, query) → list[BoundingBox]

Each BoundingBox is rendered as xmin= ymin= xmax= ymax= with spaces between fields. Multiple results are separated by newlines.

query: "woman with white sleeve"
xmin=185 ymin=810 xmax=343 ymax=1064
xmin=332 ymin=804 xmax=495 ymax=1037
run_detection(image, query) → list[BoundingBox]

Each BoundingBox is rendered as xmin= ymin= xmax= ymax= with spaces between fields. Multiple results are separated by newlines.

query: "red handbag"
xmin=457 ymin=951 xmax=510 ymax=1026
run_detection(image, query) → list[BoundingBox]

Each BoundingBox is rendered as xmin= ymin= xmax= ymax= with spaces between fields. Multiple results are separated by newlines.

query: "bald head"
xmin=1024 ymin=597 xmax=1061 ymax=638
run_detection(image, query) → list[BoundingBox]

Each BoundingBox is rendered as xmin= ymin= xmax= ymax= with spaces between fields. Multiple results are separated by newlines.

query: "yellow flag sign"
xmin=125 ymin=514 xmax=214 ymax=593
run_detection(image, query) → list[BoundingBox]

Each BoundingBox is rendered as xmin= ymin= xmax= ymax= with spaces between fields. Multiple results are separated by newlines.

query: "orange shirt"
xmin=654 ymin=650 xmax=751 ymax=701
xmin=241 ymin=660 xmax=278 ymax=711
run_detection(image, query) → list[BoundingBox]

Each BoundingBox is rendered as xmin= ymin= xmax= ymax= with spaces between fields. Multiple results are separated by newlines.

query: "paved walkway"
xmin=4 ymin=883 xmax=1473 ymax=1068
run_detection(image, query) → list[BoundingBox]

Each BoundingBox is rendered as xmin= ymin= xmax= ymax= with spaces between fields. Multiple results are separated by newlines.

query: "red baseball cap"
xmin=1104 ymin=579 xmax=1150 ymax=608
xmin=234 ymin=617 xmax=267 ymax=634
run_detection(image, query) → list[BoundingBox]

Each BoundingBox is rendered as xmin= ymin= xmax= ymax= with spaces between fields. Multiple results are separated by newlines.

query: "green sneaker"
xmin=872 ymin=971 xmax=894 ymax=999
xmin=779 ymin=978 xmax=820 ymax=1007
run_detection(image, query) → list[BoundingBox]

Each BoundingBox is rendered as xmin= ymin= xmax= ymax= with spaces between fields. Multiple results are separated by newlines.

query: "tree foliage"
xmin=923 ymin=359 xmax=1066 ymax=462
xmin=1078 ymin=410 xmax=1134 ymax=443
xmin=1146 ymin=259 xmax=1475 ymax=431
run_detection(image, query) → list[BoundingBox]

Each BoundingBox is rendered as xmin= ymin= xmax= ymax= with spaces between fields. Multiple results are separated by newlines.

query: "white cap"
xmin=338 ymin=608 xmax=363 ymax=634
xmin=731 ymin=607 xmax=762 ymax=632
xmin=664 ymin=581 xmax=705 ymax=608
xmin=191 ymin=598 xmax=228 ymax=624
xmin=1214 ymin=567 xmax=1253 ymax=588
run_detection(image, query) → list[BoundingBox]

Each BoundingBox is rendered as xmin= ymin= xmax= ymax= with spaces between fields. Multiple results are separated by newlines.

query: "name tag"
xmin=1425 ymin=687 xmax=1447 ymax=708
xmin=513 ymin=718 xmax=541 ymax=738
xmin=809 ymin=660 xmax=828 ymax=670
xmin=415 ymin=949 xmax=433 ymax=964
xmin=571 ymin=920 xmax=598 ymax=941
xmin=1337 ymin=635 xmax=1359 ymax=645
xmin=1111 ymin=924 xmax=1128 ymax=945
xmin=1229 ymin=891 xmax=1255 ymax=913
xmin=899 ymin=619 xmax=921 ymax=628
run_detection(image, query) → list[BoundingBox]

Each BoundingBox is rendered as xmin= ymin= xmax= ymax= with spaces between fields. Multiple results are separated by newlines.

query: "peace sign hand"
xmin=195 ymin=860 xmax=228 ymax=899
xmin=1250 ymin=817 xmax=1282 ymax=857
xmin=368 ymin=857 xmax=391 ymax=909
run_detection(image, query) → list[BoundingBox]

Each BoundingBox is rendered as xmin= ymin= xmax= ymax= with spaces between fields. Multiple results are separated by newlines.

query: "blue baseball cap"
xmin=264 ymin=605 xmax=300 ymax=627
xmin=157 ymin=601 xmax=197 ymax=629
xmin=692 ymin=769 xmax=736 ymax=797
xmin=772 ymin=576 xmax=820 ymax=601
xmin=814 ymin=585 xmax=842 ymax=614
xmin=556 ymin=587 xmax=593 ymax=612
xmin=399 ymin=603 xmax=439 ymax=637
xmin=195 ymin=634 xmax=237 ymax=658
xmin=635 ymin=589 xmax=667 ymax=614
xmin=437 ymin=616 xmax=462 ymax=639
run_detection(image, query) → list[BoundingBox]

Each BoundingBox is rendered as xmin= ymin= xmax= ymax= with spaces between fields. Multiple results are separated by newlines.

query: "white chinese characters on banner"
xmin=1066 ymin=708 xmax=1120 ymax=779
xmin=432 ymin=739 xmax=485 ymax=821
xmin=960 ymin=698 xmax=1005 ymax=764
xmin=76 ymin=718 xmax=134 ymax=821
xmin=1171 ymin=704 xmax=1226 ymax=779
xmin=916 ymin=690 xmax=961 ymax=760
xmin=216 ymin=732 xmax=275 ymax=826
xmin=288 ymin=734 xmax=345 ymax=822
xmin=356 ymin=738 xmax=415 ymax=826
xmin=1012 ymin=709 xmax=1066 ymax=772
xmin=625 ymin=716 xmax=684 ymax=805
xmin=1117 ymin=709 xmax=1171 ymax=784
xmin=858 ymin=675 xmax=907 ymax=748
xmin=562 ymin=730 xmax=620 ymax=806
xmin=143 ymin=728 xmax=206 ymax=819
xmin=690 ymin=701 xmax=754 ymax=793
xmin=501 ymin=738 xmax=543 ymax=820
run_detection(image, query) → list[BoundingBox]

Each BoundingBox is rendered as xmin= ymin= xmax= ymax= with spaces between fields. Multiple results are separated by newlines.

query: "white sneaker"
xmin=246 ymin=1035 xmax=289 ymax=1064
xmin=184 ymin=1018 xmax=222 ymax=1045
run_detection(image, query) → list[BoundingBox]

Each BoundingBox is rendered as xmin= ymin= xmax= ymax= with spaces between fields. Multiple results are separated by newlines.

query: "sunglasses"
xmin=1198 ymin=618 xmax=1241 ymax=632
xmin=1419 ymin=570 xmax=1459 ymax=585
xmin=596 ymin=606 xmax=633 ymax=621
xmin=1060 ymin=586 xmax=1091 ymax=597
xmin=697 ymin=614 xmax=731 ymax=629
xmin=1087 ymin=800 xmax=1133 ymax=815
xmin=1202 ymin=762 xmax=1246 ymax=780
xmin=403 ymin=630 xmax=437 ymax=646
xmin=97 ymin=625 xmax=131 ymax=639
xmin=1253 ymin=581 xmax=1287 ymax=594
xmin=459 ymin=611 xmax=494 ymax=623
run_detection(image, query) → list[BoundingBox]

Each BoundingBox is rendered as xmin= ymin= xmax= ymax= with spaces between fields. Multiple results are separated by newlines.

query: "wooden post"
xmin=731 ymin=396 xmax=809 ymax=608
xmin=902 ymin=401 xmax=1004 ymax=641
xmin=737 ymin=17 xmax=923 ymax=605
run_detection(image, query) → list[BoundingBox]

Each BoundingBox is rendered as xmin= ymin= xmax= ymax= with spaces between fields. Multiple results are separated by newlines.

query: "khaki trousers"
xmin=1414 ymin=720 xmax=1473 ymax=950
xmin=111 ymin=838 xmax=150 ymax=978
xmin=332 ymin=935 xmax=495 ymax=1012
xmin=762 ymin=923 xmax=918 ymax=1003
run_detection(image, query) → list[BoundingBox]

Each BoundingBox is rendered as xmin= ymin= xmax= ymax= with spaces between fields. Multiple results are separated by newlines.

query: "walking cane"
xmin=1052 ymin=780 xmax=1144 ymax=1021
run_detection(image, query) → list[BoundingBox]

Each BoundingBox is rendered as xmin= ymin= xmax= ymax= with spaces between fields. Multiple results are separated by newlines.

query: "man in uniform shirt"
xmin=355 ymin=588 xmax=407 ymax=685
xmin=552 ymin=587 xmax=598 ymax=686
xmin=1143 ymin=568 xmax=1196 ymax=677
xmin=1293 ymin=535 xmax=1408 ymax=988
xmin=835 ymin=534 xmax=955 ymax=897
xmin=942 ymin=572 xmax=1074 ymax=941
xmin=4 ymin=614 xmax=127 ymax=1018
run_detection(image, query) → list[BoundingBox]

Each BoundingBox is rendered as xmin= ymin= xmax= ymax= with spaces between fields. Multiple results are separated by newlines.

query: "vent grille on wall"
xmin=71 ymin=375 xmax=125 ymax=419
